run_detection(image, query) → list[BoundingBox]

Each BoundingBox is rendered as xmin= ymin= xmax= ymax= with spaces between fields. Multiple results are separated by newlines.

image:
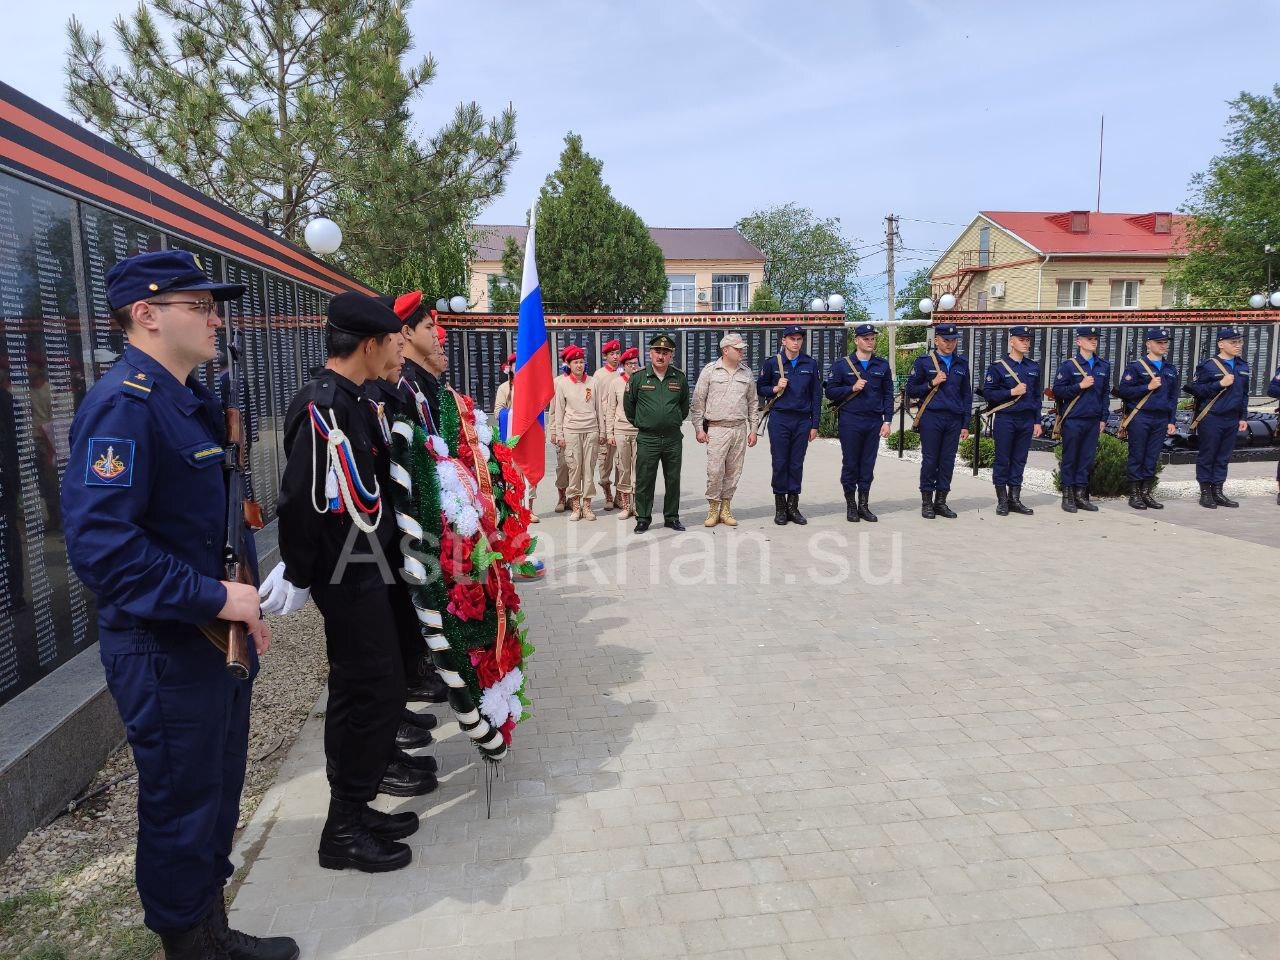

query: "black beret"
xmin=327 ymin=292 xmax=402 ymax=337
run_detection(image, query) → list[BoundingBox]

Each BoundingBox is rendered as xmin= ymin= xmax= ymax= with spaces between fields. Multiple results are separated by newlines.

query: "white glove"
xmin=258 ymin=561 xmax=310 ymax=616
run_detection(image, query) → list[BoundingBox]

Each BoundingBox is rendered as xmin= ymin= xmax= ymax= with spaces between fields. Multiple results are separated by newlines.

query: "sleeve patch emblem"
xmin=86 ymin=437 xmax=135 ymax=487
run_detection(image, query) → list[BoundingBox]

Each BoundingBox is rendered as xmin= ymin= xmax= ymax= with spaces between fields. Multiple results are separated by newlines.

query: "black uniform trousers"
xmin=1059 ymin=419 xmax=1101 ymax=487
xmin=313 ymin=579 xmax=405 ymax=802
xmin=1126 ymin=413 xmax=1166 ymax=482
xmin=992 ymin=410 xmax=1036 ymax=487
xmin=1196 ymin=416 xmax=1239 ymax=484
xmin=918 ymin=411 xmax=965 ymax=493
xmin=837 ymin=411 xmax=882 ymax=493
xmin=767 ymin=411 xmax=812 ymax=493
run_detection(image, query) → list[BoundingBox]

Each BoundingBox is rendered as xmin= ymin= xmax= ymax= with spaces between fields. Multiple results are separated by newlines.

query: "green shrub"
xmin=886 ymin=429 xmax=921 ymax=451
xmin=959 ymin=435 xmax=995 ymax=468
xmin=818 ymin=400 xmax=838 ymax=438
xmin=1051 ymin=431 xmax=1162 ymax=496
xmin=895 ymin=345 xmax=926 ymax=381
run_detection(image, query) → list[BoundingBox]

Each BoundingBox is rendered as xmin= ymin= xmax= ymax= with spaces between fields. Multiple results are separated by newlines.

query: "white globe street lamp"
xmin=809 ymin=297 xmax=828 ymax=311
xmin=1249 ymin=293 xmax=1267 ymax=310
xmin=827 ymin=293 xmax=846 ymax=312
xmin=303 ymin=217 xmax=342 ymax=255
xmin=918 ymin=297 xmax=935 ymax=315
xmin=449 ymin=295 xmax=469 ymax=313
xmin=1270 ymin=291 xmax=1280 ymax=309
xmin=937 ymin=293 xmax=957 ymax=311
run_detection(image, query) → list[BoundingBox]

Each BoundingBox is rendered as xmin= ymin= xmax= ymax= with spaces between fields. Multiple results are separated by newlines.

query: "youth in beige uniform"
xmin=603 ymin=347 xmax=641 ymax=519
xmin=593 ymin=339 xmax=623 ymax=509
xmin=491 ymin=353 xmax=539 ymax=523
xmin=691 ymin=332 xmax=760 ymax=526
xmin=550 ymin=346 xmax=603 ymax=520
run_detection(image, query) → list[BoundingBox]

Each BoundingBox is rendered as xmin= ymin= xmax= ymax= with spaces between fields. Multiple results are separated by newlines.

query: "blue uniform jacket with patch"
xmin=1115 ymin=357 xmax=1180 ymax=424
xmin=981 ymin=354 xmax=1042 ymax=414
xmin=1052 ymin=353 xmax=1111 ymax=421
xmin=904 ymin=351 xmax=972 ymax=416
xmin=756 ymin=351 xmax=823 ymax=427
xmin=1188 ymin=355 xmax=1250 ymax=421
xmin=1268 ymin=365 xmax=1280 ymax=401
xmin=823 ymin=354 xmax=895 ymax=421
xmin=62 ymin=344 xmax=229 ymax=648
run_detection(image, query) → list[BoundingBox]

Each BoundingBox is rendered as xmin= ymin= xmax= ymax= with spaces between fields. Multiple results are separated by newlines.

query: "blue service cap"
xmin=1217 ymin=326 xmax=1243 ymax=341
xmin=853 ymin=323 xmax=876 ymax=337
xmin=781 ymin=323 xmax=805 ymax=337
xmin=1008 ymin=325 xmax=1033 ymax=338
xmin=105 ymin=249 xmax=245 ymax=311
xmin=1075 ymin=325 xmax=1100 ymax=337
xmin=326 ymin=292 xmax=402 ymax=337
xmin=933 ymin=323 xmax=960 ymax=340
xmin=1143 ymin=326 xmax=1170 ymax=342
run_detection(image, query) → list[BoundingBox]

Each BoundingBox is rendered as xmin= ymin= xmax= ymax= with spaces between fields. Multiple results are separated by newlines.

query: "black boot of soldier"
xmin=393 ymin=748 xmax=438 ymax=774
xmin=1199 ymin=481 xmax=1217 ymax=509
xmin=395 ymin=721 xmax=433 ymax=750
xmin=1008 ymin=486 xmax=1034 ymax=515
xmin=1139 ymin=479 xmax=1162 ymax=510
xmin=401 ymin=707 xmax=438 ymax=731
xmin=1213 ymin=483 xmax=1239 ymax=508
xmin=857 ymin=490 xmax=877 ymax=522
xmin=318 ymin=797 xmax=412 ymax=873
xmin=1074 ymin=486 xmax=1098 ymax=512
xmin=211 ymin=895 xmax=299 ymax=960
xmin=920 ymin=491 xmax=936 ymax=519
xmin=405 ymin=666 xmax=448 ymax=704
xmin=362 ymin=806 xmax=420 ymax=842
xmin=934 ymin=491 xmax=957 ymax=519
xmin=995 ymin=484 xmax=1010 ymax=516
xmin=1128 ymin=481 xmax=1146 ymax=510
xmin=845 ymin=491 xmax=860 ymax=522
xmin=160 ymin=912 xmax=228 ymax=960
xmin=774 ymin=493 xmax=788 ymax=525
xmin=1060 ymin=486 xmax=1077 ymax=513
xmin=785 ymin=493 xmax=807 ymax=525
xmin=378 ymin=758 xmax=439 ymax=797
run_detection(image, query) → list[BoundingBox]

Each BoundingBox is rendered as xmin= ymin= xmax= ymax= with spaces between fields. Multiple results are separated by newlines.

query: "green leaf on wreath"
xmin=521 ymin=640 xmax=535 ymax=659
xmin=513 ymin=562 xmax=538 ymax=576
xmin=489 ymin=461 xmax=500 ymax=475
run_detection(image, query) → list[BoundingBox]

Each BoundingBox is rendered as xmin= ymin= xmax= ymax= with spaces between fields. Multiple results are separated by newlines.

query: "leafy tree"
xmin=736 ymin=203 xmax=862 ymax=311
xmin=895 ymin=267 xmax=934 ymax=322
xmin=1168 ymin=85 xmax=1280 ymax=306
xmin=500 ymin=133 xmax=666 ymax=312
xmin=749 ymin=281 xmax=782 ymax=311
xmin=365 ymin=224 xmax=472 ymax=305
xmin=65 ymin=0 xmax=517 ymax=279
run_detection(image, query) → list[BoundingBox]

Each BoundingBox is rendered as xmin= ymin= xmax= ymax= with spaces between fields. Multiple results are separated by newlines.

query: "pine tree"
xmin=749 ymin=281 xmax=782 ymax=311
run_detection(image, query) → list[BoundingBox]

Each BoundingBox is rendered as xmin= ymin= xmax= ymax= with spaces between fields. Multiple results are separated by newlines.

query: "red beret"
xmin=506 ymin=352 xmax=516 ymax=366
xmin=602 ymin=339 xmax=621 ymax=354
xmin=563 ymin=345 xmax=585 ymax=362
xmin=392 ymin=290 xmax=423 ymax=322
xmin=435 ymin=325 xmax=447 ymax=345
xmin=620 ymin=347 xmax=639 ymax=363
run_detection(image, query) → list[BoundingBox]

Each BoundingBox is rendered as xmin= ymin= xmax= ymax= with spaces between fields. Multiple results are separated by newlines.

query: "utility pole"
xmin=885 ymin=213 xmax=898 ymax=366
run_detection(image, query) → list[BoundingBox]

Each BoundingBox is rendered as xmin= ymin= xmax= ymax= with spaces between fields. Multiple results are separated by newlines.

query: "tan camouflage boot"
xmin=581 ymin=499 xmax=596 ymax=521
xmin=704 ymin=500 xmax=721 ymax=527
xmin=719 ymin=499 xmax=738 ymax=527
xmin=569 ymin=497 xmax=583 ymax=521
xmin=554 ymin=488 xmax=567 ymax=512
xmin=617 ymin=493 xmax=633 ymax=520
xmin=601 ymin=482 xmax=614 ymax=510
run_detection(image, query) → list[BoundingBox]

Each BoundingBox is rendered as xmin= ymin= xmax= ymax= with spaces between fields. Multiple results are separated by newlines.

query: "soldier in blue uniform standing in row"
xmin=1051 ymin=325 xmax=1110 ymax=514
xmin=905 ymin=323 xmax=970 ymax=519
xmin=824 ymin=323 xmax=894 ymax=522
xmin=1188 ymin=326 xmax=1250 ymax=509
xmin=61 ymin=251 xmax=297 ymax=960
xmin=757 ymin=324 xmax=823 ymax=525
xmin=981 ymin=325 xmax=1042 ymax=516
xmin=1115 ymin=326 xmax=1179 ymax=510
xmin=1270 ymin=362 xmax=1280 ymax=506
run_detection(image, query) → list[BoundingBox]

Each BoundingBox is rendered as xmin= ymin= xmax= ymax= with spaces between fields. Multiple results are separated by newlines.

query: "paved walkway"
xmin=231 ymin=435 xmax=1280 ymax=959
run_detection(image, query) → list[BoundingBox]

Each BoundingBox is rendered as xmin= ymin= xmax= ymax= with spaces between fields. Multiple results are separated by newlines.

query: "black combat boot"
xmin=1199 ymin=481 xmax=1217 ymax=509
xmin=401 ymin=707 xmax=438 ymax=731
xmin=318 ymin=797 xmax=412 ymax=873
xmin=774 ymin=494 xmax=788 ymax=525
xmin=1212 ymin=483 xmax=1239 ymax=508
xmin=378 ymin=758 xmax=438 ymax=797
xmin=920 ymin=491 xmax=936 ymax=519
xmin=395 ymin=721 xmax=433 ymax=750
xmin=785 ymin=493 xmax=808 ymax=525
xmin=633 ymin=517 xmax=651 ymax=533
xmin=392 ymin=748 xmax=438 ymax=774
xmin=1008 ymin=486 xmax=1034 ymax=515
xmin=1074 ymin=486 xmax=1098 ymax=512
xmin=211 ymin=895 xmax=299 ymax=960
xmin=1139 ymin=479 xmax=1162 ymax=510
xmin=160 ymin=912 xmax=228 ymax=960
xmin=1060 ymin=486 xmax=1077 ymax=513
xmin=405 ymin=667 xmax=448 ymax=704
xmin=362 ymin=806 xmax=420 ymax=842
xmin=845 ymin=491 xmax=860 ymax=522
xmin=857 ymin=490 xmax=877 ymax=522
xmin=934 ymin=491 xmax=957 ymax=519
xmin=995 ymin=484 xmax=1010 ymax=516
xmin=1128 ymin=481 xmax=1146 ymax=510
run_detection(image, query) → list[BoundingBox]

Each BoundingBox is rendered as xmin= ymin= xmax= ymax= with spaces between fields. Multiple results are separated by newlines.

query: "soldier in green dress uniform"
xmin=624 ymin=332 xmax=690 ymax=532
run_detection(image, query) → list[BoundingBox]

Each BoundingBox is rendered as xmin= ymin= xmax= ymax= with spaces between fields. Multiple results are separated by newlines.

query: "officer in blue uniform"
xmin=1269 ymin=364 xmax=1280 ymax=505
xmin=61 ymin=251 xmax=297 ymax=960
xmin=905 ymin=323 xmax=971 ymax=518
xmin=1051 ymin=325 xmax=1110 ymax=513
xmin=1188 ymin=326 xmax=1250 ymax=508
xmin=1115 ymin=327 xmax=1179 ymax=510
xmin=825 ymin=322 xmax=894 ymax=521
xmin=981 ymin=325 xmax=1043 ymax=516
xmin=757 ymin=324 xmax=823 ymax=524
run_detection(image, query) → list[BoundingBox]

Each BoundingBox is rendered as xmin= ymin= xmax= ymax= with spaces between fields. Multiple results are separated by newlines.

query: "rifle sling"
xmin=1120 ymin=357 xmax=1157 ymax=430
xmin=1052 ymin=358 xmax=1088 ymax=440
xmin=911 ymin=352 xmax=945 ymax=430
xmin=1189 ymin=357 xmax=1231 ymax=430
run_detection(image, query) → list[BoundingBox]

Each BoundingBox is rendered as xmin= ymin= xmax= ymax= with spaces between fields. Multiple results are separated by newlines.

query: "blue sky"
xmin=3 ymin=0 xmax=1278 ymax=315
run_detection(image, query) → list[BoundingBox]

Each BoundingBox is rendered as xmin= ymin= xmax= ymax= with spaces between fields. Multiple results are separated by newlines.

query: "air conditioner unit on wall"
xmin=990 ymin=282 xmax=1006 ymax=299
xmin=697 ymin=290 xmax=709 ymax=302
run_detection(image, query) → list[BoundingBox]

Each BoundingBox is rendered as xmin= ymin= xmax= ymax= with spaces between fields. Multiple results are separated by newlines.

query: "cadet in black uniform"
xmin=1051 ymin=325 xmax=1110 ymax=513
xmin=824 ymin=322 xmax=894 ymax=521
xmin=1115 ymin=326 xmax=1179 ymax=510
xmin=273 ymin=293 xmax=426 ymax=873
xmin=981 ymin=325 xmax=1042 ymax=516
xmin=1187 ymin=326 xmax=1250 ymax=508
xmin=904 ymin=323 xmax=971 ymax=519
xmin=757 ymin=324 xmax=823 ymax=525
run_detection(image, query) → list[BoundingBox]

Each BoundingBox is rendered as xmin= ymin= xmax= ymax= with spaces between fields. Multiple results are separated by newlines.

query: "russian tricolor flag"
xmin=510 ymin=206 xmax=554 ymax=486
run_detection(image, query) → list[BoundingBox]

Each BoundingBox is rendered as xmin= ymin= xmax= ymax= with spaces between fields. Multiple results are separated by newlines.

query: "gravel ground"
xmin=0 ymin=606 xmax=328 ymax=960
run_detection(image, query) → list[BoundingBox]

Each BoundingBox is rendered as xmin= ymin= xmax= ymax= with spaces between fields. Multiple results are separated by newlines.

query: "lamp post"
xmin=303 ymin=217 xmax=342 ymax=255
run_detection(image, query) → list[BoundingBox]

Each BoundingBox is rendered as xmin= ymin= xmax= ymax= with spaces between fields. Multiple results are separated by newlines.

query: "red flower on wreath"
xmin=469 ymin=648 xmax=503 ymax=689
xmin=499 ymin=717 xmax=516 ymax=745
xmin=447 ymin=581 xmax=487 ymax=621
xmin=492 ymin=442 xmax=513 ymax=465
xmin=501 ymin=462 xmax=522 ymax=487
xmin=483 ymin=565 xmax=521 ymax=614
xmin=497 ymin=635 xmax=523 ymax=675
xmin=439 ymin=530 xmax=476 ymax=582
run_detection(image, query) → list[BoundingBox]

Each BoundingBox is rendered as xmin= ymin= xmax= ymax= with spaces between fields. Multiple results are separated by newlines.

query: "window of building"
xmin=1056 ymin=279 xmax=1088 ymax=308
xmin=665 ymin=274 xmax=696 ymax=312
xmin=487 ymin=273 xmax=517 ymax=310
xmin=979 ymin=226 xmax=990 ymax=268
xmin=976 ymin=291 xmax=988 ymax=311
xmin=1109 ymin=279 xmax=1140 ymax=309
xmin=1161 ymin=282 xmax=1187 ymax=307
xmin=711 ymin=274 xmax=749 ymax=312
